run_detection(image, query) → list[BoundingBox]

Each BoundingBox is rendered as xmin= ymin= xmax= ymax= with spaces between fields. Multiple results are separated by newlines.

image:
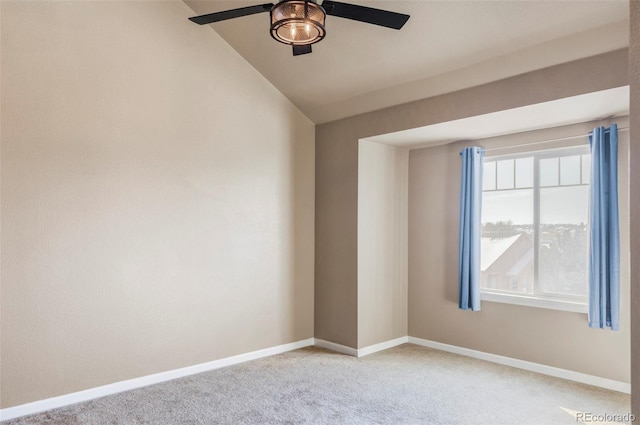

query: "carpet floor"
xmin=2 ymin=344 xmax=631 ymax=425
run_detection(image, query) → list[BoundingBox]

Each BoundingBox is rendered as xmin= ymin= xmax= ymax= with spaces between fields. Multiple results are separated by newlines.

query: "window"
xmin=481 ymin=146 xmax=590 ymax=312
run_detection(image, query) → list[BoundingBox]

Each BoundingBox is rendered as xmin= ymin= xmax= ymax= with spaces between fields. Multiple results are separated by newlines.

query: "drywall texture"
xmin=357 ymin=141 xmax=408 ymax=348
xmin=315 ymin=49 xmax=628 ymax=349
xmin=409 ymin=120 xmax=630 ymax=382
xmin=0 ymin=1 xmax=315 ymax=408
xmin=630 ymin=0 xmax=640 ymax=416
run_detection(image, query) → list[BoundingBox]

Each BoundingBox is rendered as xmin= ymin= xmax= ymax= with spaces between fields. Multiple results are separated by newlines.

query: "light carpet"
xmin=2 ymin=344 xmax=631 ymax=424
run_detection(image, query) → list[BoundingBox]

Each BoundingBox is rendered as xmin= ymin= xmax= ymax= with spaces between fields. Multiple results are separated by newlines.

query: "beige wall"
xmin=629 ymin=0 xmax=640 ymax=416
xmin=0 ymin=1 xmax=315 ymax=408
xmin=314 ymin=124 xmax=359 ymax=346
xmin=315 ymin=49 xmax=628 ymax=349
xmin=357 ymin=141 xmax=408 ymax=348
xmin=409 ymin=119 xmax=630 ymax=382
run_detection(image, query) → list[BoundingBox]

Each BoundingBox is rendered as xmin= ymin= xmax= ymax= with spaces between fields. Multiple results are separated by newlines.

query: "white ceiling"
xmin=364 ymin=86 xmax=630 ymax=149
xmin=184 ymin=1 xmax=629 ymax=123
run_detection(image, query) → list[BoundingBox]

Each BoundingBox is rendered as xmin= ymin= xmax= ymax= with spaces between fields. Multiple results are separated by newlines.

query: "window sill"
xmin=480 ymin=291 xmax=588 ymax=314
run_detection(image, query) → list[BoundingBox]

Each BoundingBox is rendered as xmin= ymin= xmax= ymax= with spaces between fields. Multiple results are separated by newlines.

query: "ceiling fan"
xmin=188 ymin=0 xmax=410 ymax=56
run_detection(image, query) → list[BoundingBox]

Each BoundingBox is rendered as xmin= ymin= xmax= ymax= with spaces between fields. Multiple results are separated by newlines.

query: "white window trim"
xmin=480 ymin=290 xmax=588 ymax=314
xmin=481 ymin=145 xmax=591 ymax=314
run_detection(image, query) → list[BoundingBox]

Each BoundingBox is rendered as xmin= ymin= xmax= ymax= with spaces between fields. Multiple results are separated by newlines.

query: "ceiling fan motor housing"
xmin=270 ymin=0 xmax=327 ymax=45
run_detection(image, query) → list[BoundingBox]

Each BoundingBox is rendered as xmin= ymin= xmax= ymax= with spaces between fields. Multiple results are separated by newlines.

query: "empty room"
xmin=1 ymin=0 xmax=639 ymax=424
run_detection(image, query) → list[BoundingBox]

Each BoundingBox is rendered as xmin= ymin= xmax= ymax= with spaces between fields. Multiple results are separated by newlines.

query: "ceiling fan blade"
xmin=321 ymin=1 xmax=409 ymax=30
xmin=188 ymin=3 xmax=274 ymax=25
xmin=293 ymin=45 xmax=313 ymax=56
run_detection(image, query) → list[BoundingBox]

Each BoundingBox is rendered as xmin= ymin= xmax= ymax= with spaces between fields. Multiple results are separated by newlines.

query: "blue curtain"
xmin=588 ymin=124 xmax=620 ymax=330
xmin=459 ymin=146 xmax=484 ymax=311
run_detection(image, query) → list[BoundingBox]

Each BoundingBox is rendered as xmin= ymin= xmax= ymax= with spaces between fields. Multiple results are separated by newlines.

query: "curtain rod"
xmin=483 ymin=127 xmax=629 ymax=153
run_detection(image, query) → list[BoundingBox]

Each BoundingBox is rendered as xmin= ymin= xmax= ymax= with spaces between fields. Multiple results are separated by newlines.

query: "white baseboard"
xmin=408 ymin=336 xmax=631 ymax=394
xmin=313 ymin=336 xmax=408 ymax=357
xmin=0 ymin=338 xmax=315 ymax=422
xmin=313 ymin=338 xmax=358 ymax=356
xmin=357 ymin=336 xmax=409 ymax=357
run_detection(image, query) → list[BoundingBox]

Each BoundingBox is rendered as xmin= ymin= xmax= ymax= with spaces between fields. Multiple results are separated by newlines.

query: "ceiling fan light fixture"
xmin=270 ymin=0 xmax=326 ymax=46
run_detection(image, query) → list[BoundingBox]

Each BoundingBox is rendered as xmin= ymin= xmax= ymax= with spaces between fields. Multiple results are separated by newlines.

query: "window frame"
xmin=481 ymin=145 xmax=590 ymax=313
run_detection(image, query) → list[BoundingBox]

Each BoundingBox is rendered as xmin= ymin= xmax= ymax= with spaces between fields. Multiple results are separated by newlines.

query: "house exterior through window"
xmin=480 ymin=145 xmax=591 ymax=312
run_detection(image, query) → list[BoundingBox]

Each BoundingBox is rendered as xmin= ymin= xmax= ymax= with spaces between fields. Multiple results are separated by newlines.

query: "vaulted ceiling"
xmin=184 ymin=1 xmax=629 ymax=123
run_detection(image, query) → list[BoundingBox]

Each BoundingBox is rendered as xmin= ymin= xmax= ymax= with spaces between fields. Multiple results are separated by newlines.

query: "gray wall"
xmin=409 ymin=120 xmax=630 ymax=382
xmin=629 ymin=0 xmax=640 ymax=416
xmin=0 ymin=1 xmax=315 ymax=408
xmin=315 ymin=49 xmax=628 ymax=352
xmin=357 ymin=141 xmax=408 ymax=348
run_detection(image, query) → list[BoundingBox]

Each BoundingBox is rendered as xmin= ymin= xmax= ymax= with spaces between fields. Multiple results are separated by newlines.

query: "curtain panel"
xmin=588 ymin=124 xmax=620 ymax=330
xmin=458 ymin=146 xmax=484 ymax=311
